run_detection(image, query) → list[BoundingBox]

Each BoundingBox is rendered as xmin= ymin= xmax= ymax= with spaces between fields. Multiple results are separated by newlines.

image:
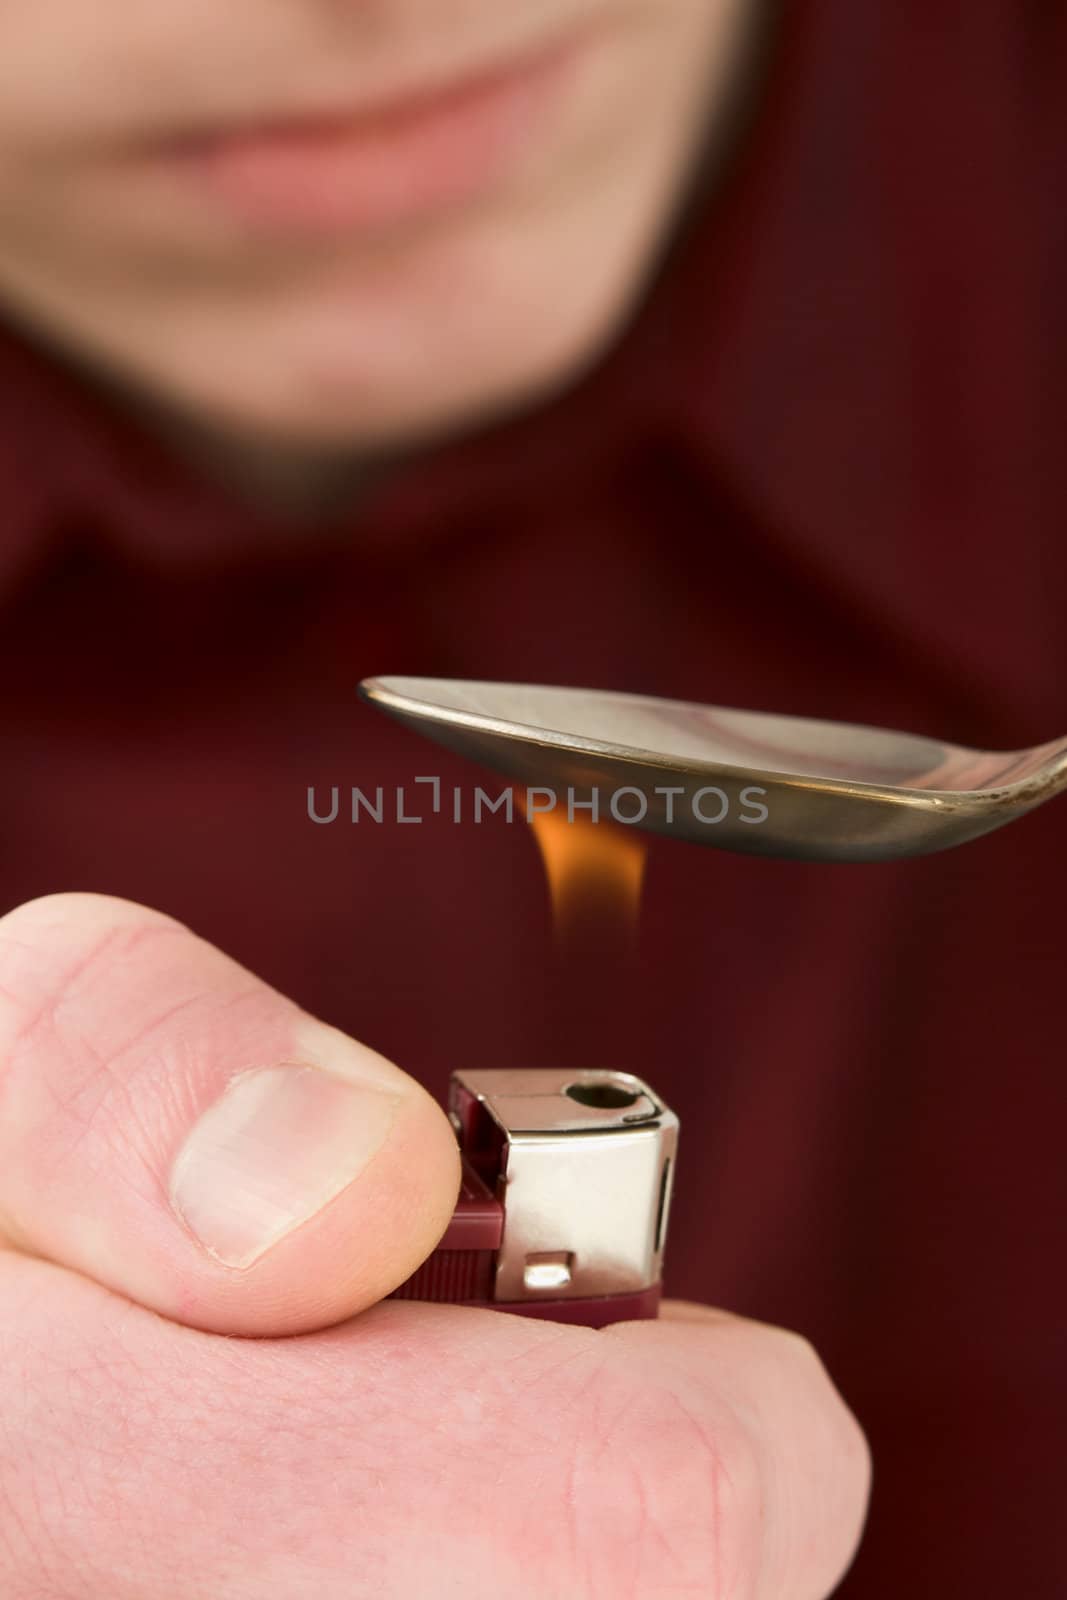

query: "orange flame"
xmin=519 ymin=793 xmax=648 ymax=955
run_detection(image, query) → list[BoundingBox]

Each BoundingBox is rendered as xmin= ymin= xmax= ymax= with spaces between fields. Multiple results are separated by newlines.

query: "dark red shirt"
xmin=1 ymin=3 xmax=1064 ymax=1595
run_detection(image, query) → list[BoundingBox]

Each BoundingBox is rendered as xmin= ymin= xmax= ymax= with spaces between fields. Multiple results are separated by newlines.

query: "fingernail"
xmin=168 ymin=1064 xmax=402 ymax=1268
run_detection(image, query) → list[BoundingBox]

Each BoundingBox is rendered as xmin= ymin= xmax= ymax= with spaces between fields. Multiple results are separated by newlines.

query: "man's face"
xmin=0 ymin=2 xmax=758 ymax=451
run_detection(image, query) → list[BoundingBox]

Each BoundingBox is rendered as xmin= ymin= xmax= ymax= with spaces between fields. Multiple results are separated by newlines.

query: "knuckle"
xmin=0 ymin=892 xmax=177 ymax=937
xmin=787 ymin=1331 xmax=869 ymax=1473
xmin=537 ymin=1354 xmax=764 ymax=1600
xmin=759 ymin=1326 xmax=873 ymax=1594
xmin=0 ymin=898 xmax=199 ymax=1157
xmin=769 ymin=1322 xmax=871 ymax=1484
xmin=0 ymin=894 xmax=178 ymax=1051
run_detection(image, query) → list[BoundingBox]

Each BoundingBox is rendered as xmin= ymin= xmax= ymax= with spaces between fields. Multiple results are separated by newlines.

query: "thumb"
xmin=0 ymin=893 xmax=461 ymax=1336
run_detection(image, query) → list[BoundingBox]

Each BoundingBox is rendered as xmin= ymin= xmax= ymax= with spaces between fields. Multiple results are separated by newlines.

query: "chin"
xmin=181 ymin=344 xmax=579 ymax=454
xmin=152 ymin=216 xmax=656 ymax=454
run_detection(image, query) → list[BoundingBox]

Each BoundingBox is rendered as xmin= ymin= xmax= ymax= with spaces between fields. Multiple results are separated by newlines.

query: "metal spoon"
xmin=358 ymin=676 xmax=1067 ymax=862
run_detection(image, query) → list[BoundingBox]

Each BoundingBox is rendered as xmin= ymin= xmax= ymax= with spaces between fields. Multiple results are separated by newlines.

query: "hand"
xmin=0 ymin=894 xmax=870 ymax=1598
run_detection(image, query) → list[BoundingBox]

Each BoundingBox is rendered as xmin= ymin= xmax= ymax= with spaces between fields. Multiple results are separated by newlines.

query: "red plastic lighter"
xmin=390 ymin=1070 xmax=679 ymax=1328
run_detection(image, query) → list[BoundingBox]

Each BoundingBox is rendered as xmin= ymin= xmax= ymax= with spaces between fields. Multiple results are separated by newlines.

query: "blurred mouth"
xmin=152 ymin=26 xmax=601 ymax=234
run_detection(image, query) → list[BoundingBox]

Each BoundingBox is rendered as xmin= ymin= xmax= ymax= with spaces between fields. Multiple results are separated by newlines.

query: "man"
xmin=0 ymin=2 xmax=1061 ymax=1596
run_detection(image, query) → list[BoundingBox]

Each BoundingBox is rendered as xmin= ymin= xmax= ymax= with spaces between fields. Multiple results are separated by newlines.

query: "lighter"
xmin=389 ymin=1069 xmax=679 ymax=1328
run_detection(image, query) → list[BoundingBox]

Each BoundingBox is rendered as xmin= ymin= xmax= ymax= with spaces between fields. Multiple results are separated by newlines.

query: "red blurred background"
xmin=1 ymin=2 xmax=1064 ymax=1594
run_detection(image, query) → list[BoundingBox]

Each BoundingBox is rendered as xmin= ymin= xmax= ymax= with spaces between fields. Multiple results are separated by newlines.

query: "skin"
xmin=0 ymin=894 xmax=871 ymax=1599
xmin=0 ymin=6 xmax=871 ymax=1592
xmin=0 ymin=0 xmax=765 ymax=505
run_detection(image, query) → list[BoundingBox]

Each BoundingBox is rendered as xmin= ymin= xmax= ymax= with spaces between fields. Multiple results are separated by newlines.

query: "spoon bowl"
xmin=358 ymin=677 xmax=1067 ymax=862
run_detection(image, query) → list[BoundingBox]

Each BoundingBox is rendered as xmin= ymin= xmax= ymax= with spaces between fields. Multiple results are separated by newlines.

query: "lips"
xmin=160 ymin=30 xmax=594 ymax=234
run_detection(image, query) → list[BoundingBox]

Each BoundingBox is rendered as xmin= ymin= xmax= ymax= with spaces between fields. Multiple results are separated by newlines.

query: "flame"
xmin=520 ymin=793 xmax=648 ymax=954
